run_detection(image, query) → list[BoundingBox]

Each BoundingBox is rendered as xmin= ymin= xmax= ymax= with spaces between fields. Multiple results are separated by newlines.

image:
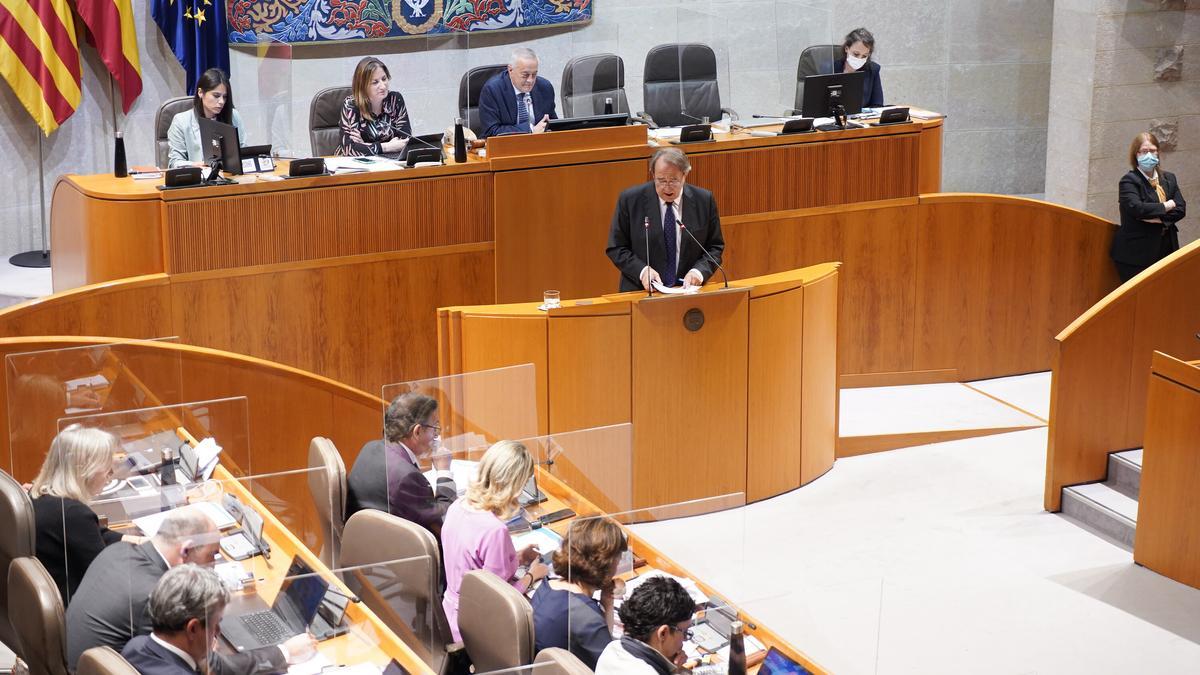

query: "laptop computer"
xmin=219 ymin=557 xmax=328 ymax=651
xmin=379 ymin=133 xmax=444 ymax=164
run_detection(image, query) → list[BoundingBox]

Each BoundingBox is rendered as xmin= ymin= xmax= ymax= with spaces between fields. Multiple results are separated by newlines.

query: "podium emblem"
xmin=683 ymin=308 xmax=705 ymax=332
xmin=394 ymin=0 xmax=443 ymax=34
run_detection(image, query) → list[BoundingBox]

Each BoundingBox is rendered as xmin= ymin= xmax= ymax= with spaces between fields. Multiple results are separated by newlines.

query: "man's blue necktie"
xmin=660 ymin=202 xmax=678 ymax=286
xmin=516 ymin=92 xmax=530 ymax=131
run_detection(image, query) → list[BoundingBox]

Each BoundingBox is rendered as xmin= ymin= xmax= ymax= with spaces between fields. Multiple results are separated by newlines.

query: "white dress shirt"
xmin=150 ymin=633 xmax=198 ymax=671
xmin=640 ymin=193 xmax=701 ymax=286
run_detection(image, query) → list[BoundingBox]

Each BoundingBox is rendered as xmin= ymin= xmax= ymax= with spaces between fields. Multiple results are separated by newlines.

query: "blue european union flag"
xmin=152 ymin=0 xmax=230 ymax=94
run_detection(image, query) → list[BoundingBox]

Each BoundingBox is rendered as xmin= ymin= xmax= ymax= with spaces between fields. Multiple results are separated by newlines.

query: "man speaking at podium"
xmin=606 ymin=148 xmax=725 ymax=292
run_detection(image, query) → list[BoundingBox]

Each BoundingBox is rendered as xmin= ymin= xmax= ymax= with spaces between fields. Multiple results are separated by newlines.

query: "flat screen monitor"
xmin=546 ymin=112 xmax=630 ymax=133
xmin=800 ymin=70 xmax=866 ymax=119
xmin=197 ymin=116 xmax=243 ymax=175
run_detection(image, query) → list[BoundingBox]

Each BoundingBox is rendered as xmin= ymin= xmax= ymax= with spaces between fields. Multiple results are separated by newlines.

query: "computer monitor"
xmin=800 ymin=70 xmax=866 ymax=130
xmin=546 ymin=112 xmax=630 ymax=133
xmin=197 ymin=116 xmax=243 ymax=175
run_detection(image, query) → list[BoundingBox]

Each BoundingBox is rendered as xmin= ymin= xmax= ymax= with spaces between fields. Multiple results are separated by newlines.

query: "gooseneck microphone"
xmin=679 ymin=222 xmax=729 ymax=288
xmin=643 ymin=216 xmax=654 ymax=297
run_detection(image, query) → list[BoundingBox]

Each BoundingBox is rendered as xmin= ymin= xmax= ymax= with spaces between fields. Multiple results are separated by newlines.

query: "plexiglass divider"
xmin=563 ymin=22 xmax=623 ymax=119
xmin=567 ymin=493 xmax=767 ymax=672
xmin=6 ymin=339 xmax=184 ymax=483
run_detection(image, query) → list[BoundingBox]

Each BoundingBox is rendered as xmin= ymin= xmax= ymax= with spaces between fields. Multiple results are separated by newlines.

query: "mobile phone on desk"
xmin=534 ymin=508 xmax=575 ymax=527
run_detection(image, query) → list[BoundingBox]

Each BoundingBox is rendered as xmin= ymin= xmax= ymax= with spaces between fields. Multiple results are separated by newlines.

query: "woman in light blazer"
xmin=166 ymin=68 xmax=244 ymax=168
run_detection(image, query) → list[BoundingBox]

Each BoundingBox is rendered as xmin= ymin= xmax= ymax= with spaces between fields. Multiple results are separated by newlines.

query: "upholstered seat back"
xmin=307 ymin=436 xmax=347 ymax=567
xmin=76 ymin=646 xmax=139 ymax=675
xmin=534 ymin=647 xmax=595 ymax=674
xmin=309 ymin=86 xmax=352 ymax=157
xmin=154 ymin=96 xmax=192 ymax=168
xmin=561 ymin=53 xmax=630 ymax=118
xmin=458 ymin=569 xmax=534 ymax=671
xmin=0 ymin=469 xmax=35 ymax=655
xmin=9 ymin=556 xmax=68 ymax=675
xmin=642 ymin=43 xmax=723 ymax=128
xmin=794 ymin=44 xmax=842 ymax=110
xmin=458 ymin=64 xmax=507 ymax=137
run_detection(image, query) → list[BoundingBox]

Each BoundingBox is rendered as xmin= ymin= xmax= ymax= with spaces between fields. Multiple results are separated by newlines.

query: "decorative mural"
xmin=227 ymin=0 xmax=593 ymax=44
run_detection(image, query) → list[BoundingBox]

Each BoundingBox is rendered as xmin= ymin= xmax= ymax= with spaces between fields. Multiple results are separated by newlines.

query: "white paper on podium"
xmin=652 ymin=281 xmax=700 ymax=295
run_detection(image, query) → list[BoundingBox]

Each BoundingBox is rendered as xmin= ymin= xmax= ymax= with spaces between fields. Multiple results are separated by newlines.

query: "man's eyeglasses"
xmin=668 ymin=625 xmax=694 ymax=641
xmin=422 ymin=423 xmax=441 ymax=434
xmin=654 ymin=178 xmax=683 ymax=188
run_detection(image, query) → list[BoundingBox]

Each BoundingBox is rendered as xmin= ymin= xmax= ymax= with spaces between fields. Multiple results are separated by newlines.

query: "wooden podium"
xmin=437 ymin=264 xmax=839 ymax=511
xmin=1133 ymin=352 xmax=1200 ymax=589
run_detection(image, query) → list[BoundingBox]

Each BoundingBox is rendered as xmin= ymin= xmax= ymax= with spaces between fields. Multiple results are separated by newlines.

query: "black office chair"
xmin=458 ymin=64 xmax=508 ymax=137
xmin=790 ymin=44 xmax=842 ymax=115
xmin=641 ymin=43 xmax=737 ymax=128
xmin=309 ymin=86 xmax=352 ymax=157
xmin=561 ymin=53 xmax=632 ymax=118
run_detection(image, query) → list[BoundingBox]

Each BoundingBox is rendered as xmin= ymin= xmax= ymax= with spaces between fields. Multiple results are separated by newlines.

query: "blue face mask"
xmin=1137 ymin=152 xmax=1159 ymax=171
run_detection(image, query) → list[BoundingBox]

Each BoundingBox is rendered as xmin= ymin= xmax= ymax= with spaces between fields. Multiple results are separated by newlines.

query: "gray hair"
xmin=154 ymin=505 xmax=217 ymax=545
xmin=383 ymin=392 xmax=438 ymax=443
xmin=509 ymin=47 xmax=538 ymax=67
xmin=148 ymin=564 xmax=229 ymax=632
xmin=649 ymin=147 xmax=691 ymax=175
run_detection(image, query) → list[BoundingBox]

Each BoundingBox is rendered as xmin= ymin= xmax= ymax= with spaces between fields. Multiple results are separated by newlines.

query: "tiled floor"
xmin=633 ymin=375 xmax=1200 ymax=675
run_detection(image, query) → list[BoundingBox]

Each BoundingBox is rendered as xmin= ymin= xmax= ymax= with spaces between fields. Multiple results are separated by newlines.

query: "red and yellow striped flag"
xmin=0 ymin=0 xmax=82 ymax=135
xmin=75 ymin=0 xmax=141 ymax=113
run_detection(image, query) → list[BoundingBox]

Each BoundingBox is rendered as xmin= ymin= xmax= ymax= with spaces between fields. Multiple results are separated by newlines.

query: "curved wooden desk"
xmin=8 ymin=192 xmax=1116 ymax=400
xmin=438 ymin=265 xmax=840 ymax=506
xmin=0 ymin=335 xmax=827 ymax=674
xmin=1045 ymin=238 xmax=1200 ymax=511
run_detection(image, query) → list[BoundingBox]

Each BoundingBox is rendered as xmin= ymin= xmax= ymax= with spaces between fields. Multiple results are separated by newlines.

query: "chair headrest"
xmin=310 ymin=86 xmax=352 ymax=129
xmin=76 ymin=646 xmax=140 ymax=675
xmin=458 ymin=569 xmax=534 ymax=670
xmin=644 ymin=43 xmax=718 ymax=83
xmin=8 ymin=557 xmax=66 ymax=673
xmin=563 ymin=53 xmax=625 ymax=97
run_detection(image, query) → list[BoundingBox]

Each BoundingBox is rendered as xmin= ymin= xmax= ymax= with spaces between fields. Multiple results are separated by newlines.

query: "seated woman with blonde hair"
xmin=30 ymin=424 xmax=137 ymax=605
xmin=440 ymin=440 xmax=550 ymax=641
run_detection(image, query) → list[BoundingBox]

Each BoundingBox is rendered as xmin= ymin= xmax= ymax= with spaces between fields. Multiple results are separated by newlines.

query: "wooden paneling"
xmin=49 ymin=179 xmax=163 ymax=292
xmin=631 ymin=290 xmax=749 ymax=508
xmin=689 ymin=135 xmax=919 ymax=217
xmin=459 ymin=315 xmax=549 ymax=436
xmin=1133 ymin=353 xmax=1200 ymax=589
xmin=546 ymin=314 xmax=631 ymax=432
xmin=169 ymin=246 xmax=495 ymax=396
xmin=1046 ymin=239 xmax=1200 ymax=511
xmin=746 ymin=287 xmax=805 ymax=502
xmin=723 ymin=199 xmax=919 ymax=376
xmin=0 ymin=274 xmax=173 ymax=339
xmin=164 ymin=174 xmax=493 ymax=273
xmin=800 ymin=270 xmax=838 ymax=485
xmin=914 ymin=198 xmax=1118 ymax=381
xmin=494 ymin=158 xmax=645 ymax=303
xmin=918 ymin=121 xmax=943 ymax=194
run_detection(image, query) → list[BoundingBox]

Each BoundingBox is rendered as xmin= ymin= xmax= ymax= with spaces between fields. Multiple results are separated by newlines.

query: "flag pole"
xmin=9 ymin=130 xmax=51 ymax=268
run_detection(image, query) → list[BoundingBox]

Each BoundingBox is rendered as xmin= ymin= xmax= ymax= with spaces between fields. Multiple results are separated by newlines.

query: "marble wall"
xmin=0 ymin=0 xmax=1055 ymax=258
xmin=1047 ymin=0 xmax=1200 ymax=245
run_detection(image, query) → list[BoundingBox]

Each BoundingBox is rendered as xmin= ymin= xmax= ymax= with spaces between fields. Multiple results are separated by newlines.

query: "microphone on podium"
xmin=643 ymin=216 xmax=654 ymax=297
xmin=679 ymin=222 xmax=729 ymax=289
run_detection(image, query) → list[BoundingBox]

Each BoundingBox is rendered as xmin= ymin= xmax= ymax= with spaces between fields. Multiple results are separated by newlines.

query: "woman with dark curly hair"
xmin=531 ymin=517 xmax=628 ymax=669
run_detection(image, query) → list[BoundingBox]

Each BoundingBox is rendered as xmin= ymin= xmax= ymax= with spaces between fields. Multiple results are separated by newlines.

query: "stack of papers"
xmin=511 ymin=526 xmax=563 ymax=557
xmin=623 ymin=568 xmax=709 ymax=604
xmin=193 ymin=437 xmax=223 ymax=481
xmin=324 ymin=157 xmax=403 ymax=174
xmin=422 ymin=459 xmax=479 ymax=497
xmin=133 ymin=501 xmax=237 ymax=536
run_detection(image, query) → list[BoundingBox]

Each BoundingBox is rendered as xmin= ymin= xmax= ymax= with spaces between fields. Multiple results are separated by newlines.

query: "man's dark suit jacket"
xmin=1112 ymin=168 xmax=1186 ymax=267
xmin=65 ymin=540 xmax=286 ymax=674
xmin=122 ymin=634 xmax=198 ymax=675
xmin=345 ymin=439 xmax=456 ymax=538
xmin=605 ymin=182 xmax=725 ymax=292
xmin=478 ymin=71 xmax=558 ymax=138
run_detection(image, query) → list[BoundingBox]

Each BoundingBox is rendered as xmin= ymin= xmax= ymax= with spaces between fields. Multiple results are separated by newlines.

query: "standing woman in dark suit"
xmin=837 ymin=27 xmax=883 ymax=108
xmin=30 ymin=424 xmax=136 ymax=605
xmin=1111 ymin=132 xmax=1186 ymax=282
xmin=336 ymin=56 xmax=413 ymax=156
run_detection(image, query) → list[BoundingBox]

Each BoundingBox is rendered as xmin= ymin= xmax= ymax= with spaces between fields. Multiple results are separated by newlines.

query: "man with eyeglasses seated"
xmin=595 ymin=576 xmax=695 ymax=674
xmin=606 ymin=147 xmax=725 ymax=292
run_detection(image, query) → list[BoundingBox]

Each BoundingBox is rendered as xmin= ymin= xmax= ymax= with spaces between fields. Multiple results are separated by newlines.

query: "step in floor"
xmin=1108 ymin=449 xmax=1143 ymax=500
xmin=1062 ymin=482 xmax=1138 ymax=550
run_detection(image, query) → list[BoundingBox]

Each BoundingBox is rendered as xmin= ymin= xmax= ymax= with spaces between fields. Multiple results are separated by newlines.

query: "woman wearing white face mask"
xmin=838 ymin=27 xmax=883 ymax=108
xmin=1111 ymin=132 xmax=1186 ymax=282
